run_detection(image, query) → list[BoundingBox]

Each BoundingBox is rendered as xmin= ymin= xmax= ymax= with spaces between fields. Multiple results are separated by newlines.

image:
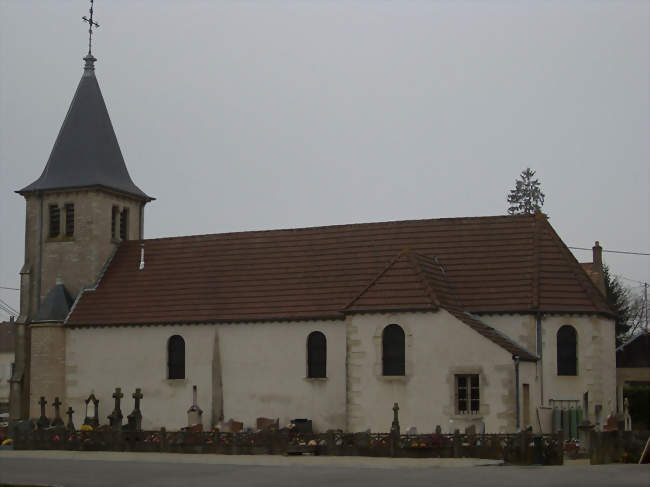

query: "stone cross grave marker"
xmin=126 ymin=388 xmax=143 ymax=432
xmin=391 ymin=402 xmax=400 ymax=435
xmin=108 ymin=387 xmax=124 ymax=431
xmin=66 ymin=406 xmax=75 ymax=431
xmin=37 ymin=396 xmax=50 ymax=429
xmin=51 ymin=396 xmax=64 ymax=427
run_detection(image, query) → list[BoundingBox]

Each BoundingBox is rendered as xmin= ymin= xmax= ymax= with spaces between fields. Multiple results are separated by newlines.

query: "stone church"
xmin=9 ymin=50 xmax=617 ymax=434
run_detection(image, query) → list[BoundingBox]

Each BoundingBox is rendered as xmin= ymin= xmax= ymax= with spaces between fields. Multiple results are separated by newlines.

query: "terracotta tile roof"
xmin=0 ymin=321 xmax=15 ymax=353
xmin=345 ymin=250 xmax=537 ymax=360
xmin=67 ymin=213 xmax=613 ymax=326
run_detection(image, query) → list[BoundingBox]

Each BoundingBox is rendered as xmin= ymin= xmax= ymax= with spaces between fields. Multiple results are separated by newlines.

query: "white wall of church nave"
xmin=346 ymin=310 xmax=527 ymax=434
xmin=218 ymin=320 xmax=346 ymax=432
xmin=479 ymin=313 xmax=617 ymax=422
xmin=65 ymin=320 xmax=346 ymax=431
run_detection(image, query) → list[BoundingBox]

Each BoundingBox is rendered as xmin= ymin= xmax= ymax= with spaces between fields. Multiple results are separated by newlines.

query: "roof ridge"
xmin=404 ymin=251 xmax=442 ymax=307
xmin=135 ymin=214 xmax=539 ymax=243
xmin=342 ymin=251 xmax=405 ymax=310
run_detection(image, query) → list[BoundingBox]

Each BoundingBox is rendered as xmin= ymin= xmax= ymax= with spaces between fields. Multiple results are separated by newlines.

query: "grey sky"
xmin=1 ymin=1 xmax=648 ymax=318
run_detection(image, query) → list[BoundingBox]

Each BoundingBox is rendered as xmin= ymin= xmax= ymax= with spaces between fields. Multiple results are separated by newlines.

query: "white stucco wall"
xmin=65 ymin=320 xmax=346 ymax=431
xmin=346 ymin=310 xmax=529 ymax=434
xmin=480 ymin=313 xmax=617 ymax=426
xmin=0 ymin=351 xmax=14 ymax=405
xmin=541 ymin=315 xmax=616 ymax=425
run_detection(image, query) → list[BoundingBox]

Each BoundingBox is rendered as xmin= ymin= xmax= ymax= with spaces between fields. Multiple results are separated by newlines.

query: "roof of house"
xmin=0 ymin=322 xmax=15 ymax=353
xmin=17 ymin=55 xmax=152 ymax=201
xmin=67 ymin=212 xmax=613 ymax=329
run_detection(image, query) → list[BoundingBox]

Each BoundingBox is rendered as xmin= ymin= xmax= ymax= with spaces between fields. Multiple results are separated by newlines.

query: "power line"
xmin=568 ymin=246 xmax=650 ymax=256
xmin=0 ymin=298 xmax=18 ymax=316
xmin=619 ymin=276 xmax=648 ymax=285
xmin=0 ymin=286 xmax=19 ymax=291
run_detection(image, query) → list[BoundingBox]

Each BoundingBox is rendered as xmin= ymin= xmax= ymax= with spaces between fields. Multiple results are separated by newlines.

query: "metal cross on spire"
xmin=82 ymin=0 xmax=100 ymax=55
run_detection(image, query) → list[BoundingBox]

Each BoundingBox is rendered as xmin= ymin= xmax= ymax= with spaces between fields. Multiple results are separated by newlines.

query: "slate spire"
xmin=18 ymin=54 xmax=152 ymax=201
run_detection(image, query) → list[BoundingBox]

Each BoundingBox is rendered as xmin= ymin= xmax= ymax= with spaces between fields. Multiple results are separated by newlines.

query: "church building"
xmin=10 ymin=47 xmax=617 ymax=434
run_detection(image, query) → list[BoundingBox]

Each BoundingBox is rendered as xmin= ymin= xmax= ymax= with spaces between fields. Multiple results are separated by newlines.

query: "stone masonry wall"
xmin=29 ymin=322 xmax=66 ymax=418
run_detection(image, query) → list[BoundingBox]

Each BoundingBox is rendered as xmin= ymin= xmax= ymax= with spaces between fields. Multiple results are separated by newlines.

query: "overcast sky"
xmin=1 ymin=1 xmax=648 ymax=318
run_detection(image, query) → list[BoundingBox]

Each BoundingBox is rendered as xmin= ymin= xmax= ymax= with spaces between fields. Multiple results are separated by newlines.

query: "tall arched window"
xmin=383 ymin=324 xmax=405 ymax=376
xmin=557 ymin=325 xmax=577 ymax=376
xmin=307 ymin=331 xmax=327 ymax=378
xmin=168 ymin=335 xmax=185 ymax=379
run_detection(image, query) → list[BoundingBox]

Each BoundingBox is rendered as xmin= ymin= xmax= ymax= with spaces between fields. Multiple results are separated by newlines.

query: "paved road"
xmin=0 ymin=451 xmax=647 ymax=487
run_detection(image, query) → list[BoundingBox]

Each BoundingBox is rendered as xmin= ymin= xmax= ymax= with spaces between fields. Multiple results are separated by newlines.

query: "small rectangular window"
xmin=111 ymin=206 xmax=119 ymax=239
xmin=120 ymin=208 xmax=129 ymax=241
xmin=49 ymin=205 xmax=60 ymax=238
xmin=64 ymin=203 xmax=74 ymax=237
xmin=456 ymin=374 xmax=480 ymax=414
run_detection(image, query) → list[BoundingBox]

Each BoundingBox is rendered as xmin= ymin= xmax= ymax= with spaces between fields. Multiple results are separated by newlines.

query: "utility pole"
xmin=643 ymin=282 xmax=650 ymax=333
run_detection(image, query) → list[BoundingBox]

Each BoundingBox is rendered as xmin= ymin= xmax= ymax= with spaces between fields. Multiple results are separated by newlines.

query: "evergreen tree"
xmin=602 ymin=265 xmax=633 ymax=343
xmin=507 ymin=168 xmax=546 ymax=215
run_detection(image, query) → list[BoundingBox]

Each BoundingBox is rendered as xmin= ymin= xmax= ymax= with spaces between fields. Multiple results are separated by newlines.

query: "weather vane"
xmin=82 ymin=0 xmax=100 ymax=55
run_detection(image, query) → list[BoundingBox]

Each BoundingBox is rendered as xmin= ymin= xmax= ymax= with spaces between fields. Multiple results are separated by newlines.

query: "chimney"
xmin=593 ymin=241 xmax=603 ymax=271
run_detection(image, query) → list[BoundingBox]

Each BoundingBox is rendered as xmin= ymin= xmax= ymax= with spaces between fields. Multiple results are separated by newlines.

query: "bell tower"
xmin=12 ymin=1 xmax=153 ymax=419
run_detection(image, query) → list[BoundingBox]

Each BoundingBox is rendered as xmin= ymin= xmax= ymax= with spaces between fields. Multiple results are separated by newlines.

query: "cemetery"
xmin=1 ymin=387 xmax=569 ymax=465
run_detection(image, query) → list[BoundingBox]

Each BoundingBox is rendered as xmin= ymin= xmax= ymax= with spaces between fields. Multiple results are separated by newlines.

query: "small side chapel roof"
xmin=344 ymin=250 xmax=537 ymax=360
xmin=17 ymin=55 xmax=152 ymax=201
xmin=33 ymin=283 xmax=74 ymax=323
xmin=67 ymin=213 xmax=613 ymax=327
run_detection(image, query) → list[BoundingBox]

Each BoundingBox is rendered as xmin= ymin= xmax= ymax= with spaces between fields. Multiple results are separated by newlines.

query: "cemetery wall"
xmin=65 ymin=319 xmax=346 ymax=431
xmin=346 ymin=310 xmax=533 ymax=433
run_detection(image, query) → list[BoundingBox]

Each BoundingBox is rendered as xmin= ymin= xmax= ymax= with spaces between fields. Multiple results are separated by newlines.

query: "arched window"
xmin=167 ymin=335 xmax=185 ymax=379
xmin=383 ymin=324 xmax=405 ymax=376
xmin=557 ymin=325 xmax=577 ymax=376
xmin=307 ymin=331 xmax=327 ymax=378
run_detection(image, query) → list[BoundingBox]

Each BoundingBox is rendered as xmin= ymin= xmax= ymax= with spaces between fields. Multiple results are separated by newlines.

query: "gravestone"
xmin=108 ymin=388 xmax=124 ymax=432
xmin=187 ymin=385 xmax=203 ymax=428
xmin=256 ymin=417 xmax=279 ymax=432
xmin=623 ymin=398 xmax=632 ymax=431
xmin=390 ymin=402 xmax=400 ymax=435
xmin=603 ymin=412 xmax=618 ymax=432
xmin=126 ymin=388 xmax=143 ymax=432
xmin=51 ymin=397 xmax=64 ymax=427
xmin=66 ymin=407 xmax=75 ymax=432
xmin=36 ymin=396 xmax=50 ymax=430
xmin=84 ymin=393 xmax=99 ymax=428
xmin=226 ymin=418 xmax=243 ymax=433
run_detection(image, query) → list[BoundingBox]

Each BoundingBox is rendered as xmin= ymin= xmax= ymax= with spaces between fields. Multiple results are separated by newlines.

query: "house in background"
xmin=0 ymin=321 xmax=16 ymax=418
xmin=9 ymin=48 xmax=618 ymax=435
xmin=616 ymin=331 xmax=650 ymax=429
